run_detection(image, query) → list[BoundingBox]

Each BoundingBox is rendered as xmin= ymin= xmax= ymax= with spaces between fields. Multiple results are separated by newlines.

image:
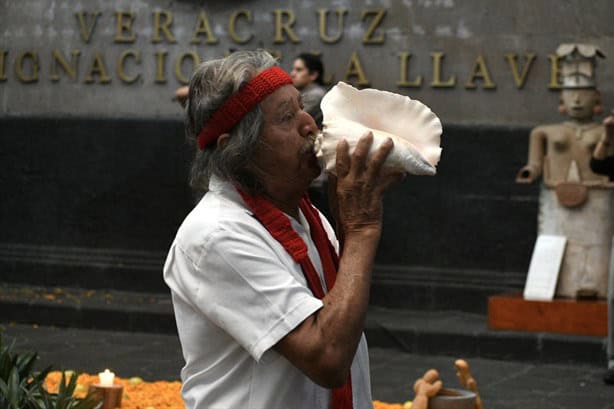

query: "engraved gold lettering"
xmin=154 ymin=50 xmax=168 ymax=83
xmin=397 ymin=52 xmax=422 ymax=88
xmin=548 ymin=54 xmax=562 ymax=89
xmin=344 ymin=51 xmax=370 ymax=86
xmin=50 ymin=50 xmax=80 ymax=81
xmin=75 ymin=11 xmax=101 ymax=43
xmin=318 ymin=8 xmax=347 ymax=44
xmin=322 ymin=73 xmax=335 ymax=85
xmin=153 ymin=10 xmax=177 ymax=44
xmin=175 ymin=51 xmax=201 ymax=84
xmin=229 ymin=10 xmax=253 ymax=44
xmin=361 ymin=9 xmax=386 ymax=44
xmin=465 ymin=54 xmax=496 ymax=89
xmin=505 ymin=53 xmax=536 ymax=89
xmin=114 ymin=11 xmax=137 ymax=43
xmin=15 ymin=51 xmax=39 ymax=83
xmin=117 ymin=50 xmax=141 ymax=84
xmin=84 ymin=52 xmax=111 ymax=84
xmin=273 ymin=9 xmax=300 ymax=44
xmin=430 ymin=51 xmax=456 ymax=88
xmin=191 ymin=10 xmax=218 ymax=44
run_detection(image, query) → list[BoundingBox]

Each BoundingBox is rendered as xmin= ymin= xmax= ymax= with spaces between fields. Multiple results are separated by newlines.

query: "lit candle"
xmin=98 ymin=369 xmax=115 ymax=387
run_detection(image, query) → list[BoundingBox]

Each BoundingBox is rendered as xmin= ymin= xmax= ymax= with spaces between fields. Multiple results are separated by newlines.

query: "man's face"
xmin=251 ymin=85 xmax=321 ymax=195
xmin=561 ymin=89 xmax=599 ymax=120
xmin=291 ymin=59 xmax=317 ymax=90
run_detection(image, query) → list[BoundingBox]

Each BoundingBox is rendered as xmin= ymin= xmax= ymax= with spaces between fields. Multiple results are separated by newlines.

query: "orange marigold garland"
xmin=45 ymin=372 xmax=183 ymax=409
xmin=44 ymin=372 xmax=409 ymax=409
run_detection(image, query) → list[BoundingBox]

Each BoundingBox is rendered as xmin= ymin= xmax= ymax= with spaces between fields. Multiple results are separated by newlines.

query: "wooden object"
xmin=429 ymin=388 xmax=477 ymax=409
xmin=88 ymin=384 xmax=123 ymax=409
xmin=454 ymin=359 xmax=484 ymax=409
xmin=411 ymin=369 xmax=442 ymax=409
xmin=488 ymin=293 xmax=607 ymax=336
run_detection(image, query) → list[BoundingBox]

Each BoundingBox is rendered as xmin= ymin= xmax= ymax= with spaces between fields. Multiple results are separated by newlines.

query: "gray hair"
xmin=185 ymin=49 xmax=278 ymax=197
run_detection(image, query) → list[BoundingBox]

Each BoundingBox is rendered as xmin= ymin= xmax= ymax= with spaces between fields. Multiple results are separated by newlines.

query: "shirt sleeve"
xmin=176 ymin=220 xmax=324 ymax=362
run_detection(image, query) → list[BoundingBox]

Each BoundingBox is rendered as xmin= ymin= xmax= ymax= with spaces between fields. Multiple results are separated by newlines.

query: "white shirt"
xmin=163 ymin=175 xmax=373 ymax=409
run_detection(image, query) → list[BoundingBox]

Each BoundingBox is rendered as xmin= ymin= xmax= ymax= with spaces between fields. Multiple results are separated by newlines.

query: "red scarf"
xmin=236 ymin=188 xmax=353 ymax=409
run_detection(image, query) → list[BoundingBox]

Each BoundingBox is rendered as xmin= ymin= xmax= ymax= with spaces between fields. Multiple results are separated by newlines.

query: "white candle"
xmin=98 ymin=369 xmax=115 ymax=387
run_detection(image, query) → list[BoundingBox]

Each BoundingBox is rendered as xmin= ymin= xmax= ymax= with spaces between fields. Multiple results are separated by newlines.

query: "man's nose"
xmin=299 ymin=111 xmax=317 ymax=137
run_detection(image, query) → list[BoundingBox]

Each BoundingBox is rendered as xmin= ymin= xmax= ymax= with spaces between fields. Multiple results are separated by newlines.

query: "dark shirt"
xmin=590 ymin=156 xmax=614 ymax=180
xmin=301 ymin=84 xmax=326 ymax=129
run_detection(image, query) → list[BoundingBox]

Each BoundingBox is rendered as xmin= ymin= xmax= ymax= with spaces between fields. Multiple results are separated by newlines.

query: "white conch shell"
xmin=314 ymin=82 xmax=442 ymax=176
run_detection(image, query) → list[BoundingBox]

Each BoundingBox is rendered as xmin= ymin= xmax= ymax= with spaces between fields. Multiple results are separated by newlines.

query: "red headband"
xmin=197 ymin=66 xmax=293 ymax=150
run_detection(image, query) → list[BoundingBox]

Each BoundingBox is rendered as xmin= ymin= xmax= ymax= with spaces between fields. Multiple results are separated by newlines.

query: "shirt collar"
xmin=209 ymin=174 xmax=307 ymax=226
xmin=208 ymin=174 xmax=247 ymax=211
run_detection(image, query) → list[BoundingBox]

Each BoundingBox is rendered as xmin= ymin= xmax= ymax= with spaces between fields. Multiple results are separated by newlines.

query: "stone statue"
xmin=516 ymin=43 xmax=611 ymax=299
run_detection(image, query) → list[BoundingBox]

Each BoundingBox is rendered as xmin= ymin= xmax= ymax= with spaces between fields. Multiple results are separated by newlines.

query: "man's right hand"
xmin=332 ymin=132 xmax=406 ymax=239
xmin=174 ymin=86 xmax=189 ymax=108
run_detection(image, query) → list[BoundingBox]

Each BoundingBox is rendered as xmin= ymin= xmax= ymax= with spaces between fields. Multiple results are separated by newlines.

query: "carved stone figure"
xmin=517 ymin=43 xmax=611 ymax=299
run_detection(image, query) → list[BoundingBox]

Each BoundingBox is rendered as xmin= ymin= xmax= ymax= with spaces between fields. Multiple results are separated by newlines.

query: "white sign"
xmin=523 ymin=235 xmax=567 ymax=301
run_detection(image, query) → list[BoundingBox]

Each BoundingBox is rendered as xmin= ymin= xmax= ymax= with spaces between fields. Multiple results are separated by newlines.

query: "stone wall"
xmin=1 ymin=0 xmax=613 ymax=125
xmin=2 ymin=0 xmax=612 ymax=306
xmin=0 ymin=117 xmax=536 ymax=308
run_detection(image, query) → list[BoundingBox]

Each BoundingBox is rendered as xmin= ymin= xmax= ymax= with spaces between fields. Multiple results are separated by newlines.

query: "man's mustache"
xmin=299 ymin=132 xmax=318 ymax=155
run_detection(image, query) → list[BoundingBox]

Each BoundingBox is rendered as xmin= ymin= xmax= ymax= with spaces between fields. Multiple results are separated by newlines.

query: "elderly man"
xmin=164 ymin=49 xmax=404 ymax=409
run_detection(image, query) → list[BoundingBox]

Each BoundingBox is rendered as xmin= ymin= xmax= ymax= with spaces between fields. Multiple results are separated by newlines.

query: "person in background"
xmin=589 ymin=111 xmax=614 ymax=385
xmin=291 ymin=53 xmax=327 ymax=129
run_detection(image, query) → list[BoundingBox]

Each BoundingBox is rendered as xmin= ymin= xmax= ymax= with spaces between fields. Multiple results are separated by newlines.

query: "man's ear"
xmin=309 ymin=71 xmax=319 ymax=83
xmin=217 ymin=133 xmax=230 ymax=149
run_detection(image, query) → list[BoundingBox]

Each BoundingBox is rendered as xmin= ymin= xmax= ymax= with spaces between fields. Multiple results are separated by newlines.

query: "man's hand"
xmin=174 ymin=86 xmax=189 ymax=108
xmin=594 ymin=113 xmax=614 ymax=160
xmin=333 ymin=132 xmax=405 ymax=238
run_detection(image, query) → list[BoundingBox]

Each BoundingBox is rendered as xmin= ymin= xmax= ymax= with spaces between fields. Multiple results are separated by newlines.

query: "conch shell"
xmin=314 ymin=82 xmax=442 ymax=175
